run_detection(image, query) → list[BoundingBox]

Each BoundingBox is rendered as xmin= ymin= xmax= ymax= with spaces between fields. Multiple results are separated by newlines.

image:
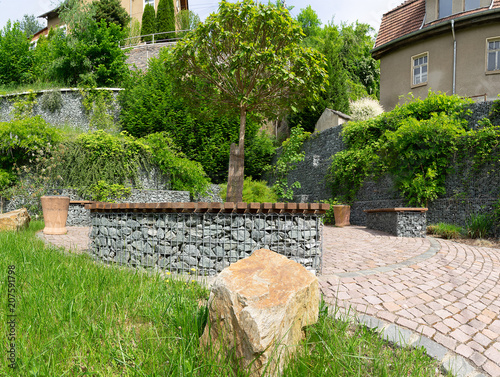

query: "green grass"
xmin=427 ymin=222 xmax=464 ymax=239
xmin=0 ymin=82 xmax=66 ymax=96
xmin=0 ymin=222 xmax=445 ymax=376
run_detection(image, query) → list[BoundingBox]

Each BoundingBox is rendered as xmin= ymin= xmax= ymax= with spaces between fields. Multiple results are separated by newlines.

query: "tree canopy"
xmin=92 ymin=0 xmax=130 ymax=29
xmin=171 ymin=0 xmax=327 ymax=201
xmin=141 ymin=4 xmax=156 ymax=42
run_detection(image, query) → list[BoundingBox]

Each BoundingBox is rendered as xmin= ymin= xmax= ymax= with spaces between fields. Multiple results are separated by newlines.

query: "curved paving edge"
xmin=325 ymin=303 xmax=486 ymax=377
xmin=333 ymin=237 xmax=442 ymax=278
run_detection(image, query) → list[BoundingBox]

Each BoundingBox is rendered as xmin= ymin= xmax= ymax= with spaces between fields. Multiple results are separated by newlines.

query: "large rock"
xmin=200 ymin=248 xmax=319 ymax=376
xmin=0 ymin=208 xmax=30 ymax=232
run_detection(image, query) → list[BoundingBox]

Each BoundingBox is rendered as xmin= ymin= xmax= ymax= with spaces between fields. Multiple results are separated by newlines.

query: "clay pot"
xmin=41 ymin=196 xmax=70 ymax=235
xmin=333 ymin=205 xmax=350 ymax=227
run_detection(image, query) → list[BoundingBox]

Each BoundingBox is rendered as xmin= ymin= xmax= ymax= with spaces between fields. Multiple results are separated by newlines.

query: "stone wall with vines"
xmin=0 ymin=88 xmax=121 ymax=131
xmin=284 ymin=99 xmax=500 ymax=226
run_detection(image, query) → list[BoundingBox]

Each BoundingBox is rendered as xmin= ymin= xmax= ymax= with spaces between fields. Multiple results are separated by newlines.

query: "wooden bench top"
xmin=364 ymin=208 xmax=428 ymax=213
xmin=70 ymin=200 xmax=93 ymax=205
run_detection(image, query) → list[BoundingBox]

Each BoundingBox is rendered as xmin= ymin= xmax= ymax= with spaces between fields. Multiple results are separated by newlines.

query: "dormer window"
xmin=439 ymin=0 xmax=453 ymax=18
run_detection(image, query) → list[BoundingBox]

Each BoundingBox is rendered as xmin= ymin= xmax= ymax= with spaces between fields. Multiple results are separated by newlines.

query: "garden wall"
xmin=0 ymin=88 xmax=121 ymax=131
xmin=88 ymin=202 xmax=328 ymax=275
xmin=285 ymin=101 xmax=500 ymax=227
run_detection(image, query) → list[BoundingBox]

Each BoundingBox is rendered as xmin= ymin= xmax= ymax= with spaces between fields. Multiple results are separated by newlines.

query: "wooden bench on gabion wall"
xmin=364 ymin=208 xmax=428 ymax=238
xmin=86 ymin=202 xmax=329 ymax=276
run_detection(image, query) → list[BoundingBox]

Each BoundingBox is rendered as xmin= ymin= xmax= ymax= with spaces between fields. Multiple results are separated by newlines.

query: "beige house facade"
xmin=373 ymin=0 xmax=500 ymax=110
xmin=34 ymin=0 xmax=188 ymax=43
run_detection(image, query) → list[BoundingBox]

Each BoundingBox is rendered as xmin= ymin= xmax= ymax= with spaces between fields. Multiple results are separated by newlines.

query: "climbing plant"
xmin=327 ymin=92 xmax=500 ymax=206
xmin=271 ymin=126 xmax=310 ymax=201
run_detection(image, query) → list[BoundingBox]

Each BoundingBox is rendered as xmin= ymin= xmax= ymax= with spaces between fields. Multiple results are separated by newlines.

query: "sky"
xmin=0 ymin=0 xmax=404 ymax=34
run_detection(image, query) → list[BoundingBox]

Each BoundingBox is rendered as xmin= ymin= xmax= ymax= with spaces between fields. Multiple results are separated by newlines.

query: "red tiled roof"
xmin=375 ymin=0 xmax=425 ymax=49
xmin=375 ymin=0 xmax=500 ymax=50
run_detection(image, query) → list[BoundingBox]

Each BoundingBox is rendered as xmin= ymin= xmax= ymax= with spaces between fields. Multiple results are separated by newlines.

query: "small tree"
xmin=0 ymin=21 xmax=33 ymax=86
xmin=172 ymin=0 xmax=327 ymax=202
xmin=175 ymin=10 xmax=200 ymax=38
xmin=141 ymin=4 xmax=156 ymax=42
xmin=156 ymin=0 xmax=175 ymax=40
xmin=93 ymin=0 xmax=130 ymax=30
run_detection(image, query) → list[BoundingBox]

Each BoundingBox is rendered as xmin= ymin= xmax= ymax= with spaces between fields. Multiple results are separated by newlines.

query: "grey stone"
xmin=441 ymin=356 xmax=475 ymax=377
xmin=183 ymin=244 xmax=200 ymax=257
xmin=126 ymin=219 xmax=140 ymax=229
xmin=412 ymin=336 xmax=448 ymax=361
xmin=199 ymin=256 xmax=215 ymax=268
xmin=131 ymin=230 xmax=142 ymax=240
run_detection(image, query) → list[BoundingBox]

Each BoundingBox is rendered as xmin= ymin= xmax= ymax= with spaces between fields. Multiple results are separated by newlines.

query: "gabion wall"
xmin=365 ymin=210 xmax=427 ymax=238
xmin=90 ymin=211 xmax=323 ymax=275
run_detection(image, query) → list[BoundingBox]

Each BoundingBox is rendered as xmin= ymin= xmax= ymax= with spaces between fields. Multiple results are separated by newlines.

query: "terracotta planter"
xmin=333 ymin=205 xmax=350 ymax=227
xmin=41 ymin=196 xmax=70 ymax=235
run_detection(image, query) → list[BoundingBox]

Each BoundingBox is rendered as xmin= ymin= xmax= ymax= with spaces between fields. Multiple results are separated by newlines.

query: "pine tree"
xmin=156 ymin=0 xmax=175 ymax=41
xmin=93 ymin=0 xmax=130 ymax=29
xmin=141 ymin=4 xmax=156 ymax=42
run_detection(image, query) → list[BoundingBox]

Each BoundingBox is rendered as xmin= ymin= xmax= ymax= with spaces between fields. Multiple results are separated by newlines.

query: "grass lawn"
xmin=0 ymin=222 xmax=447 ymax=376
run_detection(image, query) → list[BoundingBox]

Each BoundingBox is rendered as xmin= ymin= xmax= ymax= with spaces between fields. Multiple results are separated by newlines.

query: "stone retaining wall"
xmin=283 ymin=101 xmax=500 ymax=227
xmin=88 ymin=202 xmax=328 ymax=275
xmin=0 ymin=88 xmax=121 ymax=131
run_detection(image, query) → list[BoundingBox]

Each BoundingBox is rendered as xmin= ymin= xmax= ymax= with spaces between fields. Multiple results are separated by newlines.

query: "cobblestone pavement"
xmin=320 ymin=226 xmax=500 ymax=377
xmin=37 ymin=227 xmax=90 ymax=253
xmin=39 ymin=225 xmax=500 ymax=376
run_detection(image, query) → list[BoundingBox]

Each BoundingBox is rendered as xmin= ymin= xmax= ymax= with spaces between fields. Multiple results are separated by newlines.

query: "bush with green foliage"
xmin=0 ymin=21 xmax=33 ymax=86
xmin=219 ymin=177 xmax=277 ymax=203
xmin=329 ymin=92 xmax=481 ymax=206
xmin=88 ymin=180 xmax=132 ymax=202
xmin=92 ymin=0 xmax=130 ymax=29
xmin=40 ymin=90 xmax=63 ymax=113
xmin=141 ymin=4 xmax=156 ymax=42
xmin=119 ymin=50 xmax=276 ymax=183
xmin=271 ymin=126 xmax=310 ymax=201
xmin=466 ymin=213 xmax=495 ymax=239
xmin=156 ymin=0 xmax=175 ymax=40
xmin=142 ymin=132 xmax=210 ymax=195
xmin=54 ymin=130 xmax=149 ymax=198
xmin=175 ymin=10 xmax=200 ymax=38
xmin=0 ymin=116 xmax=61 ymax=188
xmin=48 ymin=18 xmax=127 ymax=86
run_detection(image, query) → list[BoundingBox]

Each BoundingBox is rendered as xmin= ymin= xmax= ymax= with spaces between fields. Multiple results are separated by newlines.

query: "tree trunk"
xmin=226 ymin=107 xmax=246 ymax=203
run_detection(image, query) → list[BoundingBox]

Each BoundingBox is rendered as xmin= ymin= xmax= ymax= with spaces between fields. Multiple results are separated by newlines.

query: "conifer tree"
xmin=141 ymin=4 xmax=156 ymax=42
xmin=156 ymin=0 xmax=175 ymax=40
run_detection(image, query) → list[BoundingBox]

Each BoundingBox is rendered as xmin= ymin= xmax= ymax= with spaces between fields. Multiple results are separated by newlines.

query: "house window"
xmin=439 ymin=0 xmax=453 ymax=18
xmin=487 ymin=38 xmax=500 ymax=72
xmin=144 ymin=0 xmax=155 ymax=8
xmin=412 ymin=53 xmax=428 ymax=86
xmin=465 ymin=0 xmax=480 ymax=11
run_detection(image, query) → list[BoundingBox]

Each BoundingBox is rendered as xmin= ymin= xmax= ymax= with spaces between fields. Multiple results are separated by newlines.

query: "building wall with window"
xmin=378 ymin=22 xmax=500 ymax=109
xmin=373 ymin=0 xmax=500 ymax=110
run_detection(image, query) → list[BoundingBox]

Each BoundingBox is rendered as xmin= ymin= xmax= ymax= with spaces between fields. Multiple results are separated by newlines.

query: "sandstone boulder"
xmin=200 ymin=248 xmax=319 ymax=377
xmin=0 ymin=208 xmax=31 ymax=232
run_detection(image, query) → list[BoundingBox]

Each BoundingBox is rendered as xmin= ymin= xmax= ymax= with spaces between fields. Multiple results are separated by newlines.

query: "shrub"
xmin=329 ymin=92 xmax=476 ymax=206
xmin=219 ymin=177 xmax=277 ymax=203
xmin=40 ymin=90 xmax=63 ymax=113
xmin=271 ymin=126 xmax=310 ymax=201
xmin=156 ymin=0 xmax=175 ymax=40
xmin=88 ymin=180 xmax=131 ymax=202
xmin=142 ymin=132 xmax=210 ymax=196
xmin=0 ymin=116 xmax=61 ymax=183
xmin=426 ymin=223 xmax=463 ymax=239
xmin=54 ymin=130 xmax=150 ymax=197
xmin=0 ymin=21 xmax=33 ymax=86
xmin=466 ymin=213 xmax=494 ymax=239
xmin=141 ymin=4 xmax=156 ymax=42
xmin=349 ymin=97 xmax=384 ymax=122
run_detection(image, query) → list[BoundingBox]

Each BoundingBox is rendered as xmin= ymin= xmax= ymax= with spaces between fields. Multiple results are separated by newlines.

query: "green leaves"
xmin=328 ymin=92 xmax=494 ymax=207
xmin=171 ymin=0 xmax=328 ymax=120
xmin=271 ymin=126 xmax=310 ymax=201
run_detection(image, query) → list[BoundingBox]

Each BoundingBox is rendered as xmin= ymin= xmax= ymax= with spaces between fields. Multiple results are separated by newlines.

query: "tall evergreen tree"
xmin=141 ymin=4 xmax=156 ymax=42
xmin=156 ymin=0 xmax=175 ymax=40
xmin=93 ymin=0 xmax=130 ymax=30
